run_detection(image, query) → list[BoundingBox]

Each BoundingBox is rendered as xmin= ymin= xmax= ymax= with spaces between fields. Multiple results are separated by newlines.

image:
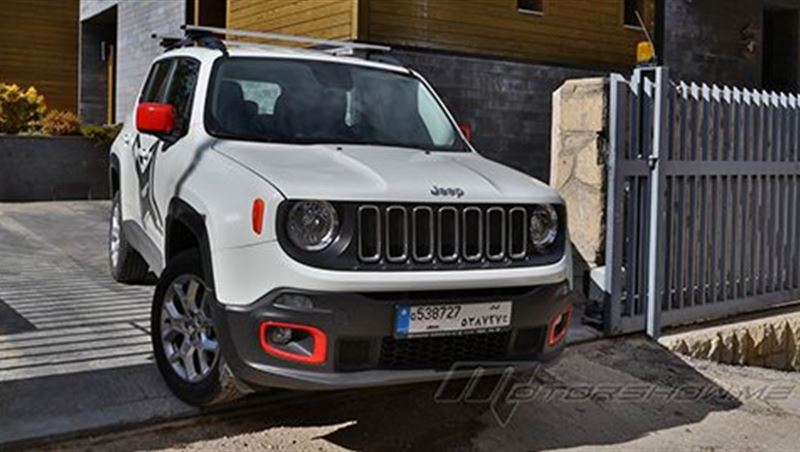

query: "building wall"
xmin=0 ymin=0 xmax=78 ymax=112
xmin=663 ymin=0 xmax=763 ymax=88
xmin=81 ymin=0 xmax=185 ymax=121
xmin=361 ymin=0 xmax=654 ymax=71
xmin=80 ymin=0 xmax=117 ymax=19
xmin=394 ymin=49 xmax=596 ymax=181
xmin=228 ymin=0 xmax=356 ymax=41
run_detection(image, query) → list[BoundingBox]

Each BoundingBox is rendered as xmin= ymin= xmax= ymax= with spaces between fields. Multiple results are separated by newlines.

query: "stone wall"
xmin=662 ymin=311 xmax=800 ymax=372
xmin=549 ymin=78 xmax=608 ymax=273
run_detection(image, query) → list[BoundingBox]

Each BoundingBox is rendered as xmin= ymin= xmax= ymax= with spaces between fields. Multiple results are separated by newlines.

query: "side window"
xmin=164 ymin=58 xmax=201 ymax=136
xmin=140 ymin=60 xmax=173 ymax=103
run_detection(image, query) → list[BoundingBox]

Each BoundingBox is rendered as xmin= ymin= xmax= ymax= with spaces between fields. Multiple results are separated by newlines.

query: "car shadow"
xmin=38 ymin=337 xmax=742 ymax=451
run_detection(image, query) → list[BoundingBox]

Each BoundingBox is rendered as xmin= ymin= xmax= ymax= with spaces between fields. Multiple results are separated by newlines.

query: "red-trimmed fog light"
xmin=269 ymin=326 xmax=293 ymax=345
xmin=547 ymin=305 xmax=573 ymax=346
xmin=259 ymin=321 xmax=327 ymax=365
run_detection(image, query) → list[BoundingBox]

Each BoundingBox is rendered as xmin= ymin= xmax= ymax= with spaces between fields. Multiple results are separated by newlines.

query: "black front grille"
xmin=358 ymin=204 xmax=527 ymax=265
xmin=378 ymin=332 xmax=513 ymax=370
xmin=354 ymin=203 xmax=565 ymax=270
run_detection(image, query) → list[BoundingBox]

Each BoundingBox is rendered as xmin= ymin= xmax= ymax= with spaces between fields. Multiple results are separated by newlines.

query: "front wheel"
xmin=151 ymin=250 xmax=243 ymax=407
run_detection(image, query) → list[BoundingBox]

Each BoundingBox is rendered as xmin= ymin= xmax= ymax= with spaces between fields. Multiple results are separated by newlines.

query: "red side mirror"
xmin=136 ymin=103 xmax=176 ymax=135
xmin=459 ymin=123 xmax=472 ymax=141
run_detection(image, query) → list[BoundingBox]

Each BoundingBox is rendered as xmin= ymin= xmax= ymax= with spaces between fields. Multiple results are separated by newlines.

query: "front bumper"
xmin=211 ymin=240 xmax=573 ymax=306
xmin=212 ymin=282 xmax=573 ymax=391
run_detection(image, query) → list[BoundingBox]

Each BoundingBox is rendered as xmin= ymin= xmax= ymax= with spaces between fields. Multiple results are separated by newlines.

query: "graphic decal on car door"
xmin=133 ymin=134 xmax=164 ymax=232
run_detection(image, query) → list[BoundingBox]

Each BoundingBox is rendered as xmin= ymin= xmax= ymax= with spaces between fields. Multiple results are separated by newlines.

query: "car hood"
xmin=212 ymin=141 xmax=562 ymax=204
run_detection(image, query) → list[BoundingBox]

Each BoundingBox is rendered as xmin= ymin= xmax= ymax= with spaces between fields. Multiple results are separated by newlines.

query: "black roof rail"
xmin=152 ymin=26 xmax=228 ymax=55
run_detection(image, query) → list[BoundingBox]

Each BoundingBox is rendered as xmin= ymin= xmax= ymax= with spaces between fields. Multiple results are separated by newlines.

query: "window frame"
xmin=623 ymin=0 xmax=647 ymax=29
xmin=517 ymin=0 xmax=544 ymax=16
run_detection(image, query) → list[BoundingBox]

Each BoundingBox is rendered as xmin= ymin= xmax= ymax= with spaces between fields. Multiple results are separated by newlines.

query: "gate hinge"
xmin=647 ymin=155 xmax=659 ymax=169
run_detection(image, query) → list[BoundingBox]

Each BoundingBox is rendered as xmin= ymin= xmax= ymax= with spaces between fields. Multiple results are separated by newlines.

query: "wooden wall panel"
xmin=361 ymin=0 xmax=656 ymax=70
xmin=0 ymin=0 xmax=78 ymax=112
xmin=228 ymin=0 xmax=356 ymax=42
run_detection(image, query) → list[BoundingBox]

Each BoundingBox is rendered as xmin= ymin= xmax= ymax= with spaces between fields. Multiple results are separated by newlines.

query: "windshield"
xmin=205 ymin=57 xmax=467 ymax=152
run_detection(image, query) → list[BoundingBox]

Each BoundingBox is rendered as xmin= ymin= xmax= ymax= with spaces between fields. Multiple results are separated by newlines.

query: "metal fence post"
xmin=644 ymin=66 xmax=669 ymax=338
xmin=604 ymin=74 xmax=627 ymax=335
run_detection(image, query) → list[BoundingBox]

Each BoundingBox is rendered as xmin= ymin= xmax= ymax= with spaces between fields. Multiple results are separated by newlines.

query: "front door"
xmin=130 ymin=59 xmax=174 ymax=245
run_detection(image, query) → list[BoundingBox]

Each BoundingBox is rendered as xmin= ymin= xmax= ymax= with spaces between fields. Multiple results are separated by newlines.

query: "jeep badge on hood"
xmin=430 ymin=185 xmax=465 ymax=198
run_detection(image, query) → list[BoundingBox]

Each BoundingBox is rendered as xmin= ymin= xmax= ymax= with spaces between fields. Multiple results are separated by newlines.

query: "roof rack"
xmin=182 ymin=25 xmax=391 ymax=55
xmin=153 ymin=28 xmax=228 ymax=55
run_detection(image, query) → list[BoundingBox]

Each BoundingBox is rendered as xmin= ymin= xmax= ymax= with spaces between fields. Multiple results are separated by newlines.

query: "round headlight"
xmin=529 ymin=204 xmax=559 ymax=249
xmin=287 ymin=201 xmax=339 ymax=252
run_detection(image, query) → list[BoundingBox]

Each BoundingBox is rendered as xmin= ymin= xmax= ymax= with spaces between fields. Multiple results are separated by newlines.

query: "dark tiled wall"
xmin=393 ymin=49 xmax=597 ymax=182
xmin=663 ymin=0 xmax=764 ymax=88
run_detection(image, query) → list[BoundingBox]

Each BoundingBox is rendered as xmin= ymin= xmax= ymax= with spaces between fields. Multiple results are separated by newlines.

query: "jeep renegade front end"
xmin=109 ymin=30 xmax=573 ymax=406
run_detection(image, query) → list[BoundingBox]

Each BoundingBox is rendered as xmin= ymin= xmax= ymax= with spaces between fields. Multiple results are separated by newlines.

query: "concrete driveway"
xmin=39 ymin=339 xmax=800 ymax=452
xmin=0 ymin=202 xmax=197 ymax=445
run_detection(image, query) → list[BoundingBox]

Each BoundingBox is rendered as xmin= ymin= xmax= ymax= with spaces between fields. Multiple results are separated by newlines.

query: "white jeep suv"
xmin=108 ymin=31 xmax=573 ymax=406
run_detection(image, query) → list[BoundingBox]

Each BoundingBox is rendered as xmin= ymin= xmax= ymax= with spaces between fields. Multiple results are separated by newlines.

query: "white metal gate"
xmin=605 ymin=67 xmax=800 ymax=336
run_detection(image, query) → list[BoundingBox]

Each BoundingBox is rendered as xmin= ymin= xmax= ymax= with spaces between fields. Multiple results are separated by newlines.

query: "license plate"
xmin=394 ymin=301 xmax=512 ymax=338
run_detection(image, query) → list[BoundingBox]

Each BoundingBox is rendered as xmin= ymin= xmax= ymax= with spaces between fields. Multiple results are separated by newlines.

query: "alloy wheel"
xmin=159 ymin=275 xmax=219 ymax=383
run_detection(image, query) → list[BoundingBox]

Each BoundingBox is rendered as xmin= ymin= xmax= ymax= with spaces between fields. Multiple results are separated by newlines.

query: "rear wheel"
xmin=109 ymin=192 xmax=150 ymax=283
xmin=151 ymin=250 xmax=243 ymax=407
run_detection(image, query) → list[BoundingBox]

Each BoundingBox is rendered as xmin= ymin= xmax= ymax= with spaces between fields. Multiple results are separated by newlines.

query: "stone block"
xmin=573 ymin=136 xmax=605 ymax=188
xmin=661 ymin=311 xmax=800 ymax=372
xmin=550 ymin=78 xmax=608 ymax=269
xmin=558 ymin=78 xmax=607 ymax=132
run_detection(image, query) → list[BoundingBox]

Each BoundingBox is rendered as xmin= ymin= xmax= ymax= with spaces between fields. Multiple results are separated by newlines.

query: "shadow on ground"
xmin=41 ymin=338 xmax=742 ymax=451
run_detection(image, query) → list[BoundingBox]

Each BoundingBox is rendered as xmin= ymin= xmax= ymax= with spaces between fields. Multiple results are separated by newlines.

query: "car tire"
xmin=151 ymin=249 xmax=243 ymax=407
xmin=109 ymin=192 xmax=150 ymax=284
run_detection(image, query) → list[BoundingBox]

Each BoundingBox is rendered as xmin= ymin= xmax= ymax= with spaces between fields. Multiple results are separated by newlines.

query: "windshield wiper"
xmin=312 ymin=140 xmax=466 ymax=153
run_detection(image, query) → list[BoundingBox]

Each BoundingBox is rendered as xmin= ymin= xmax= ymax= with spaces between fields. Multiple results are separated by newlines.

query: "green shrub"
xmin=81 ymin=124 xmax=123 ymax=147
xmin=0 ymin=83 xmax=47 ymax=134
xmin=39 ymin=110 xmax=82 ymax=136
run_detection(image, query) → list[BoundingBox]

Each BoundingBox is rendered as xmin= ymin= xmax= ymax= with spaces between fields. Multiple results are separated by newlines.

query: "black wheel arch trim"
xmin=166 ymin=198 xmax=216 ymax=290
xmin=109 ymin=153 xmax=121 ymax=197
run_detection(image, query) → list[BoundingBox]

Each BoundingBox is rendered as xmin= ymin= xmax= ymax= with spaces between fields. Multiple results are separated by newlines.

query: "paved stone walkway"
xmin=0 ymin=202 xmax=153 ymax=382
xmin=0 ymin=202 xmax=195 ymax=446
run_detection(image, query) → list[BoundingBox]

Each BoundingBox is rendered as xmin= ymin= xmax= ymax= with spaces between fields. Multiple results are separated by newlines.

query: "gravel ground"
xmin=44 ymin=337 xmax=800 ymax=452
